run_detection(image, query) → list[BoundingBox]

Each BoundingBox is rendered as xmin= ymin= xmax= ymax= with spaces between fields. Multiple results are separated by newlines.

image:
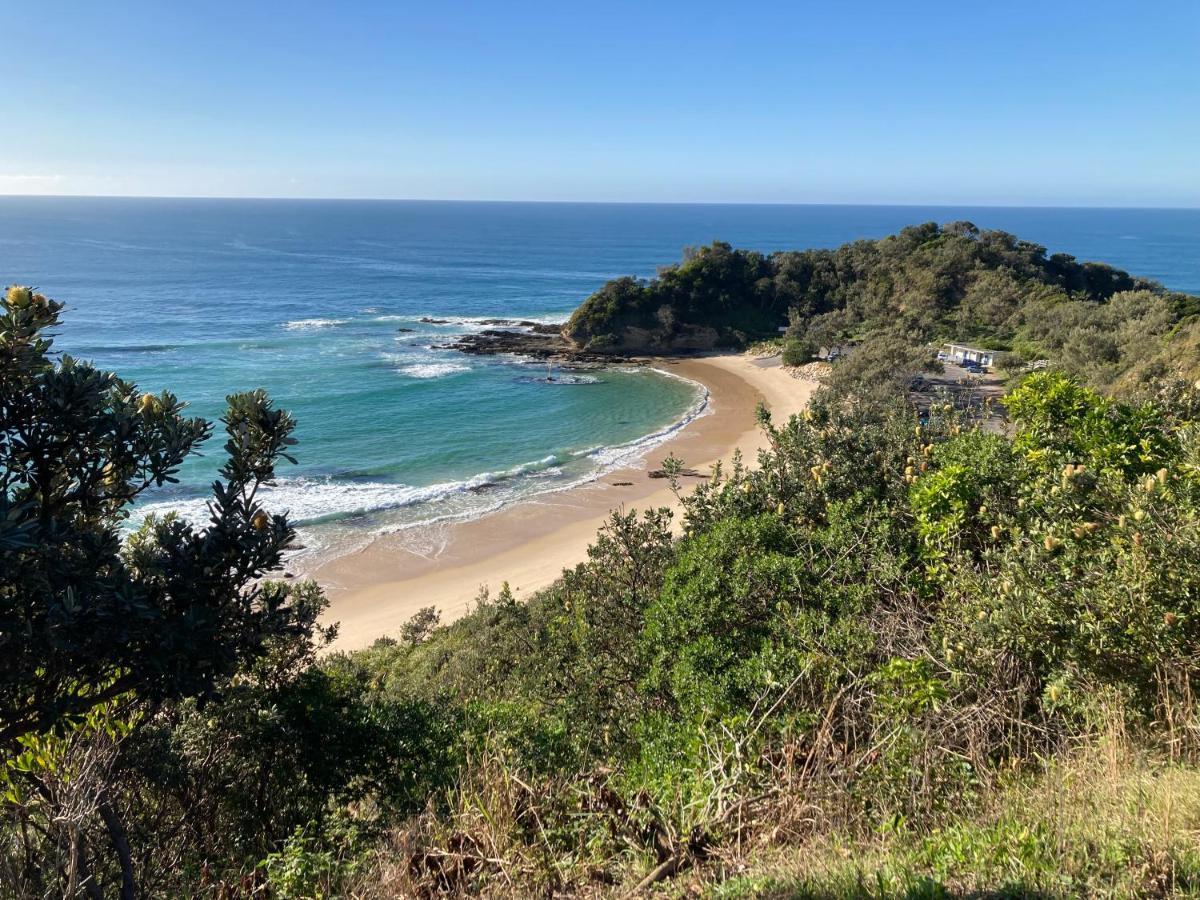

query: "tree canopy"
xmin=1 ymin=284 xmax=313 ymax=743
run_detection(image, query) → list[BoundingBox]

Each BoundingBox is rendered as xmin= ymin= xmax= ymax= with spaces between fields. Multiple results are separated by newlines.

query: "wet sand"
xmin=314 ymin=353 xmax=814 ymax=650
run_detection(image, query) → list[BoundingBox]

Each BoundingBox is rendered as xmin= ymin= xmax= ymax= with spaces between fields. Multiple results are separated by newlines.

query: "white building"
xmin=940 ymin=343 xmax=995 ymax=368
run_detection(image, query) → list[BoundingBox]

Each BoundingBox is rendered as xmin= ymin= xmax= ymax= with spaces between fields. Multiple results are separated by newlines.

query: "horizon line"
xmin=1 ymin=193 xmax=1198 ymax=212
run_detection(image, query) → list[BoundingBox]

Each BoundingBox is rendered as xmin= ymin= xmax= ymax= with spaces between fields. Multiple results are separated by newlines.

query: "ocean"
xmin=2 ymin=198 xmax=1198 ymax=564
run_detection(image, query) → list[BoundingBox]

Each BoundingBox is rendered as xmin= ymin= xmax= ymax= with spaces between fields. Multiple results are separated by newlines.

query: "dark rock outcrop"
xmin=440 ymin=327 xmax=618 ymax=363
xmin=478 ymin=318 xmax=542 ymax=328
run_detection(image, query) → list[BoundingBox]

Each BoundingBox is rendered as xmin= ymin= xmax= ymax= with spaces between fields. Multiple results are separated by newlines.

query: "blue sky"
xmin=2 ymin=1 xmax=1197 ymax=205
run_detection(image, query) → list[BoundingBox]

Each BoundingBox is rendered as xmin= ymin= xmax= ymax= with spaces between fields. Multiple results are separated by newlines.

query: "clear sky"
xmin=2 ymin=1 xmax=1197 ymax=206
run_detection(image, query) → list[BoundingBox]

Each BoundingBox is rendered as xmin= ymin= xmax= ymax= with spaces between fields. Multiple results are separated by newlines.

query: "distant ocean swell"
xmin=396 ymin=361 xmax=472 ymax=379
xmin=282 ymin=313 xmax=569 ymax=331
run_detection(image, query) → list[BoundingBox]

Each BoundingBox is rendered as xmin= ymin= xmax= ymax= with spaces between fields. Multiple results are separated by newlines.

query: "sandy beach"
xmin=314 ymin=353 xmax=814 ymax=650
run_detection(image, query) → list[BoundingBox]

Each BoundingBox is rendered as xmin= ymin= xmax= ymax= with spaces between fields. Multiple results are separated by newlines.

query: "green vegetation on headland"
xmin=565 ymin=222 xmax=1200 ymax=394
xmin=4 ymin=225 xmax=1200 ymax=897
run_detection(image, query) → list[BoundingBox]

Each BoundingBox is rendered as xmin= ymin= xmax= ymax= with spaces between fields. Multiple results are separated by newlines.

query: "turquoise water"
xmin=2 ymin=199 xmax=1198 ymax=561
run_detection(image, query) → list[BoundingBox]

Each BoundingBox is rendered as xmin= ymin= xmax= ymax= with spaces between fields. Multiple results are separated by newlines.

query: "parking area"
xmin=909 ymin=362 xmax=1008 ymax=431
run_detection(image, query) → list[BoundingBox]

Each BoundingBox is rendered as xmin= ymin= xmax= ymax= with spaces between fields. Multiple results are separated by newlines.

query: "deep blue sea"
xmin=2 ymin=198 xmax=1198 ymax=563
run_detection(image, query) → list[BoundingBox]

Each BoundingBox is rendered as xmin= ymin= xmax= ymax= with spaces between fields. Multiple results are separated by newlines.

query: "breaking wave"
xmin=133 ymin=454 xmax=565 ymax=528
xmin=397 ymin=362 xmax=472 ymax=379
xmin=282 ymin=318 xmax=350 ymax=330
xmin=129 ymin=367 xmax=708 ymax=570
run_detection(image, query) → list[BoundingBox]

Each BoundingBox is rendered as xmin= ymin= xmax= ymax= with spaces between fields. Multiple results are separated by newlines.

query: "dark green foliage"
xmin=118 ymin=602 xmax=461 ymax=879
xmin=0 ymin=288 xmax=456 ymax=897
xmin=781 ymin=333 xmax=816 ymax=366
xmin=643 ymin=514 xmax=806 ymax=717
xmin=0 ymin=285 xmax=310 ymax=745
xmin=641 ymin=509 xmax=879 ymax=721
xmin=9 ymin=259 xmax=1200 ymax=894
xmin=565 ymin=242 xmax=777 ymax=351
xmin=399 ymin=604 xmax=441 ymax=646
xmin=550 ymin=508 xmax=677 ymax=742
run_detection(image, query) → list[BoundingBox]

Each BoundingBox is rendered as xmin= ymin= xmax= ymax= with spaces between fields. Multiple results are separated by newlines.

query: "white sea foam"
xmin=282 ymin=318 xmax=350 ymax=330
xmin=583 ymin=374 xmax=710 ymax=470
xmin=138 ymin=478 xmax=478 ymax=526
xmin=134 ymin=454 xmax=565 ymax=529
xmin=372 ymin=313 xmax=566 ymax=329
xmin=397 ymin=362 xmax=471 ymax=379
xmin=131 ymin=369 xmax=710 ymax=570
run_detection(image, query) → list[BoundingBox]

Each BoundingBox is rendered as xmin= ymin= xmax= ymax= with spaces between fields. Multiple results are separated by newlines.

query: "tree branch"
xmin=99 ymin=795 xmax=136 ymax=900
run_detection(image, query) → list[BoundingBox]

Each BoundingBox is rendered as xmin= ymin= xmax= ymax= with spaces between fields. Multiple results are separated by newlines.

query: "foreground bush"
xmin=307 ymin=371 xmax=1200 ymax=897
xmin=7 ymin=278 xmax=1200 ymax=896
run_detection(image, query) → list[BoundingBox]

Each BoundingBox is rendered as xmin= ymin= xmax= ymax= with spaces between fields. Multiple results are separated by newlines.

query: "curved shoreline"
xmin=313 ymin=353 xmax=814 ymax=651
xmin=276 ymin=365 xmax=711 ymax=566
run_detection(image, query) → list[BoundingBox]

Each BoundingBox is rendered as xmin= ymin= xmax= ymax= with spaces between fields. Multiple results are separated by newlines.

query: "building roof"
xmin=944 ymin=342 xmax=993 ymax=352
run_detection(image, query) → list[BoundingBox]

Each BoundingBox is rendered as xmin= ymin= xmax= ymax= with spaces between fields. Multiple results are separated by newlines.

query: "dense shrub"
xmin=9 ymin=241 xmax=1200 ymax=893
